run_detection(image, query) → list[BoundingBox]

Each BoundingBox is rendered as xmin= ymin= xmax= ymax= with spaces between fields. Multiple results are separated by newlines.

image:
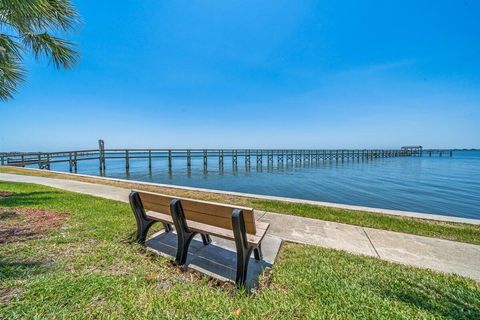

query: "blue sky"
xmin=1 ymin=0 xmax=479 ymax=151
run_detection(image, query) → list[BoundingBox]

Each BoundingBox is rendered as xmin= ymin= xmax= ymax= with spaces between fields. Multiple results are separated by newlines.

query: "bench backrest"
xmin=135 ymin=190 xmax=256 ymax=234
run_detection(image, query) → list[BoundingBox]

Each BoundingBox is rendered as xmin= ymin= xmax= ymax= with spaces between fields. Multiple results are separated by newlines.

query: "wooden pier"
xmin=0 ymin=141 xmax=453 ymax=175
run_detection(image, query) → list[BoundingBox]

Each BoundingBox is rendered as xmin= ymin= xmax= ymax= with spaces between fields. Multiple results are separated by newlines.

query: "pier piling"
xmin=148 ymin=150 xmax=152 ymax=170
xmin=125 ymin=150 xmax=130 ymax=172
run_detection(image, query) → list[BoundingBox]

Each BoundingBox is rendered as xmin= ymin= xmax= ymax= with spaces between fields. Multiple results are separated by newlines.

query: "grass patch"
xmin=1 ymin=166 xmax=480 ymax=245
xmin=0 ymin=181 xmax=479 ymax=319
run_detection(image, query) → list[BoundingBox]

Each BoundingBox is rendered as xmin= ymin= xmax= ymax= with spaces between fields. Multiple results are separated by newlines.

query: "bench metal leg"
xmin=253 ymin=244 xmax=263 ymax=261
xmin=130 ymin=191 xmax=171 ymax=244
xmin=236 ymin=246 xmax=253 ymax=286
xmin=201 ymin=234 xmax=212 ymax=245
xmin=170 ymin=199 xmax=211 ymax=265
xmin=175 ymin=229 xmax=197 ymax=265
xmin=170 ymin=199 xmax=198 ymax=265
xmin=232 ymin=209 xmax=253 ymax=287
xmin=164 ymin=223 xmax=173 ymax=233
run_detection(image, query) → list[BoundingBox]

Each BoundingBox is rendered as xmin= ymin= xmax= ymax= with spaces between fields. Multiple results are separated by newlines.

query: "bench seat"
xmin=146 ymin=210 xmax=269 ymax=247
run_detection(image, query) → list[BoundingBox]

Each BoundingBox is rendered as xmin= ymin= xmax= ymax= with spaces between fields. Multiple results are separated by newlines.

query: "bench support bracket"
xmin=201 ymin=234 xmax=212 ymax=245
xmin=253 ymin=244 xmax=263 ymax=261
xmin=170 ymin=199 xmax=211 ymax=266
xmin=129 ymin=191 xmax=172 ymax=244
xmin=232 ymin=209 xmax=253 ymax=287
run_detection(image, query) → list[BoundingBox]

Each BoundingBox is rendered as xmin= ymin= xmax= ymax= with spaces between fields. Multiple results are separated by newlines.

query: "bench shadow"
xmin=146 ymin=231 xmax=272 ymax=288
xmin=0 ymin=191 xmax=62 ymax=207
xmin=381 ymin=277 xmax=480 ymax=319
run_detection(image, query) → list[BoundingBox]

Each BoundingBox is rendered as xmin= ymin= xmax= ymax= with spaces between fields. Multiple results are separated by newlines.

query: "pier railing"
xmin=0 ymin=147 xmax=453 ymax=174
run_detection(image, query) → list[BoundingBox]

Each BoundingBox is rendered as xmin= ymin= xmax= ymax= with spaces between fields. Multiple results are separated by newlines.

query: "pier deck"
xmin=0 ymin=141 xmax=454 ymax=175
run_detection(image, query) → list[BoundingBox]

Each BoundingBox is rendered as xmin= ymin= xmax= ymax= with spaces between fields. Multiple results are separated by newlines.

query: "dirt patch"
xmin=0 ymin=191 xmax=14 ymax=198
xmin=0 ymin=210 xmax=16 ymax=220
xmin=0 ymin=287 xmax=19 ymax=303
xmin=0 ymin=207 xmax=69 ymax=244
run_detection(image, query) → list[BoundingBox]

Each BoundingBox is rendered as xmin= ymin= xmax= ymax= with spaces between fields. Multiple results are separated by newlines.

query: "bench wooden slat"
xmin=139 ymin=191 xmax=255 ymax=223
xmin=137 ymin=190 xmax=256 ymax=234
xmin=141 ymin=199 xmax=250 ymax=232
xmin=145 ymin=210 xmax=269 ymax=247
xmin=140 ymin=200 xmax=170 ymax=216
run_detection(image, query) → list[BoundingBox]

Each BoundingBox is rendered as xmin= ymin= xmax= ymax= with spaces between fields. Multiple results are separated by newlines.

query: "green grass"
xmin=0 ymin=181 xmax=479 ymax=319
xmin=1 ymin=166 xmax=480 ymax=246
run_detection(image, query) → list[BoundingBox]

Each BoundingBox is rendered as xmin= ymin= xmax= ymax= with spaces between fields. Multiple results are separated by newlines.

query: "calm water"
xmin=40 ymin=151 xmax=480 ymax=219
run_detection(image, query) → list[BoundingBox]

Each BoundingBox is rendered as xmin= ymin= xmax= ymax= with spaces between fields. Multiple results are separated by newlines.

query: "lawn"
xmin=0 ymin=181 xmax=479 ymax=319
xmin=1 ymin=166 xmax=480 ymax=245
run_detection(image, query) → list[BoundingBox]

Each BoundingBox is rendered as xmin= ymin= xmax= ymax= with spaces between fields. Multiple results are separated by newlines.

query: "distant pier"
xmin=0 ymin=141 xmax=454 ymax=175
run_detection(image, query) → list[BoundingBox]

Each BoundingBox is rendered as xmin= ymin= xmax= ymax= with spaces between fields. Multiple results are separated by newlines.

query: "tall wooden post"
xmin=98 ymin=139 xmax=105 ymax=173
xmin=148 ymin=150 xmax=152 ymax=171
xmin=125 ymin=150 xmax=130 ymax=172
xmin=187 ymin=150 xmax=191 ymax=168
xmin=168 ymin=150 xmax=172 ymax=169
xmin=203 ymin=150 xmax=208 ymax=170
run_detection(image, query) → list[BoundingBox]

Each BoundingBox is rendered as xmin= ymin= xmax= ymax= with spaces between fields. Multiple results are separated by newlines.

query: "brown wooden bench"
xmin=129 ymin=190 xmax=270 ymax=286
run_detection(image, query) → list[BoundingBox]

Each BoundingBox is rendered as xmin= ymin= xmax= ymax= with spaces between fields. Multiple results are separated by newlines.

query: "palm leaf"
xmin=23 ymin=32 xmax=78 ymax=68
xmin=0 ymin=0 xmax=79 ymax=100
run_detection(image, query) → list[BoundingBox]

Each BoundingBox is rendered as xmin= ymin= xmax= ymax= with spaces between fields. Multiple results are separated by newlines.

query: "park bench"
xmin=129 ymin=190 xmax=270 ymax=286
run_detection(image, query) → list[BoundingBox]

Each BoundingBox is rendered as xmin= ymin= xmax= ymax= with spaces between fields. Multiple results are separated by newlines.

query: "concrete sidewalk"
xmin=1 ymin=172 xmax=479 ymax=282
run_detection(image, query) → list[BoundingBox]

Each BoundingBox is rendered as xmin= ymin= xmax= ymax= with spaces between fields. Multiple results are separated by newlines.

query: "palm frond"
xmin=23 ymin=32 xmax=78 ymax=68
xmin=0 ymin=0 xmax=79 ymax=32
xmin=0 ymin=33 xmax=21 ymax=57
xmin=0 ymin=51 xmax=25 ymax=101
xmin=0 ymin=0 xmax=79 ymax=100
